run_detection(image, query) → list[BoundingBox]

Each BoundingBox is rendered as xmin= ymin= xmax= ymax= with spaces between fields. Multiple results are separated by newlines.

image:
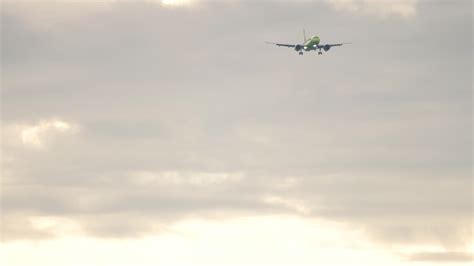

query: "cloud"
xmin=405 ymin=251 xmax=473 ymax=263
xmin=8 ymin=0 xmax=418 ymax=18
xmin=1 ymin=0 xmax=471 ymax=263
xmin=156 ymin=0 xmax=418 ymax=18
xmin=129 ymin=171 xmax=244 ymax=186
xmin=16 ymin=119 xmax=79 ymax=148
xmin=262 ymin=196 xmax=311 ymax=215
xmin=2 ymin=215 xmax=398 ymax=266
xmin=160 ymin=0 xmax=196 ymax=7
xmin=20 ymin=119 xmax=76 ymax=146
xmin=326 ymin=0 xmax=418 ymax=17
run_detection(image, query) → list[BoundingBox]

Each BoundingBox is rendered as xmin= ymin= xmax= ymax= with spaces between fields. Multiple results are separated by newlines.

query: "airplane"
xmin=266 ymin=30 xmax=351 ymax=55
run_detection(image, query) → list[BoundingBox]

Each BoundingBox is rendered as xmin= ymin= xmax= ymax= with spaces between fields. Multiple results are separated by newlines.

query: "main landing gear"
xmin=299 ymin=51 xmax=303 ymax=55
xmin=318 ymin=49 xmax=323 ymax=55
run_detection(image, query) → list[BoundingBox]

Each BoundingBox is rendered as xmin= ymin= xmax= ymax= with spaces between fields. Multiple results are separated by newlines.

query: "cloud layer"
xmin=1 ymin=0 xmax=472 ymax=263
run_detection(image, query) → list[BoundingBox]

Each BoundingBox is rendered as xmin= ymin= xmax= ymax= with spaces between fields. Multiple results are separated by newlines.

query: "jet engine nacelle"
xmin=323 ymin=45 xmax=331 ymax=51
xmin=295 ymin=45 xmax=303 ymax=51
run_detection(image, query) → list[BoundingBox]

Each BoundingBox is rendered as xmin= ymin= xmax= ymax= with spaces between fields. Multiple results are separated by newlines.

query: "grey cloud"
xmin=406 ymin=251 xmax=473 ymax=263
xmin=1 ymin=214 xmax=57 ymax=241
xmin=1 ymin=0 xmax=472 ymax=260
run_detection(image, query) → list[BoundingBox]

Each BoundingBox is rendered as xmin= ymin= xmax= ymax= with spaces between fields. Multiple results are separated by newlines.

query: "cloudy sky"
xmin=1 ymin=0 xmax=472 ymax=265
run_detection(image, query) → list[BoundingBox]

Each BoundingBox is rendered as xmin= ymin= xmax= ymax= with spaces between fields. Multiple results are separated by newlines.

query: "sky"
xmin=1 ymin=0 xmax=472 ymax=265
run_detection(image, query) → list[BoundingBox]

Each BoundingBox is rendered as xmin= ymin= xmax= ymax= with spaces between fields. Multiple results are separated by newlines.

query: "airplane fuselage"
xmin=303 ymin=36 xmax=320 ymax=50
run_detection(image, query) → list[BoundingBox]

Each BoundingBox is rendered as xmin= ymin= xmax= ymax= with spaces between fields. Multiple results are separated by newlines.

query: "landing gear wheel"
xmin=299 ymin=51 xmax=303 ymax=55
xmin=318 ymin=52 xmax=322 ymax=55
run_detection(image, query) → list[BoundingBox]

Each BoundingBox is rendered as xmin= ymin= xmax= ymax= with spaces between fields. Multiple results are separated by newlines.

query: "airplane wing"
xmin=265 ymin=41 xmax=297 ymax=48
xmin=318 ymin=42 xmax=351 ymax=48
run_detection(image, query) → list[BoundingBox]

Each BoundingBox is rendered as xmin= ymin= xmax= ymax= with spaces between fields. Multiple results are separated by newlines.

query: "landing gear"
xmin=299 ymin=51 xmax=303 ymax=55
xmin=318 ymin=49 xmax=323 ymax=55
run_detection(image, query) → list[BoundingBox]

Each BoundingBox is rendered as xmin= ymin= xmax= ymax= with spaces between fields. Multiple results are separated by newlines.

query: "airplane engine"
xmin=294 ymin=45 xmax=303 ymax=51
xmin=323 ymin=44 xmax=331 ymax=51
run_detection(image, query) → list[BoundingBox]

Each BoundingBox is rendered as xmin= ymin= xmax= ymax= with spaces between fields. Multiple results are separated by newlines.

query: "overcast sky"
xmin=1 ymin=0 xmax=472 ymax=265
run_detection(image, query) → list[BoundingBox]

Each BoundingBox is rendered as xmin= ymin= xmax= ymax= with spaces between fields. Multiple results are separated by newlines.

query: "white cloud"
xmin=18 ymin=119 xmax=79 ymax=148
xmin=0 ymin=215 xmax=406 ymax=266
xmin=29 ymin=216 xmax=82 ymax=237
xmin=160 ymin=0 xmax=196 ymax=7
xmin=262 ymin=195 xmax=311 ymax=214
